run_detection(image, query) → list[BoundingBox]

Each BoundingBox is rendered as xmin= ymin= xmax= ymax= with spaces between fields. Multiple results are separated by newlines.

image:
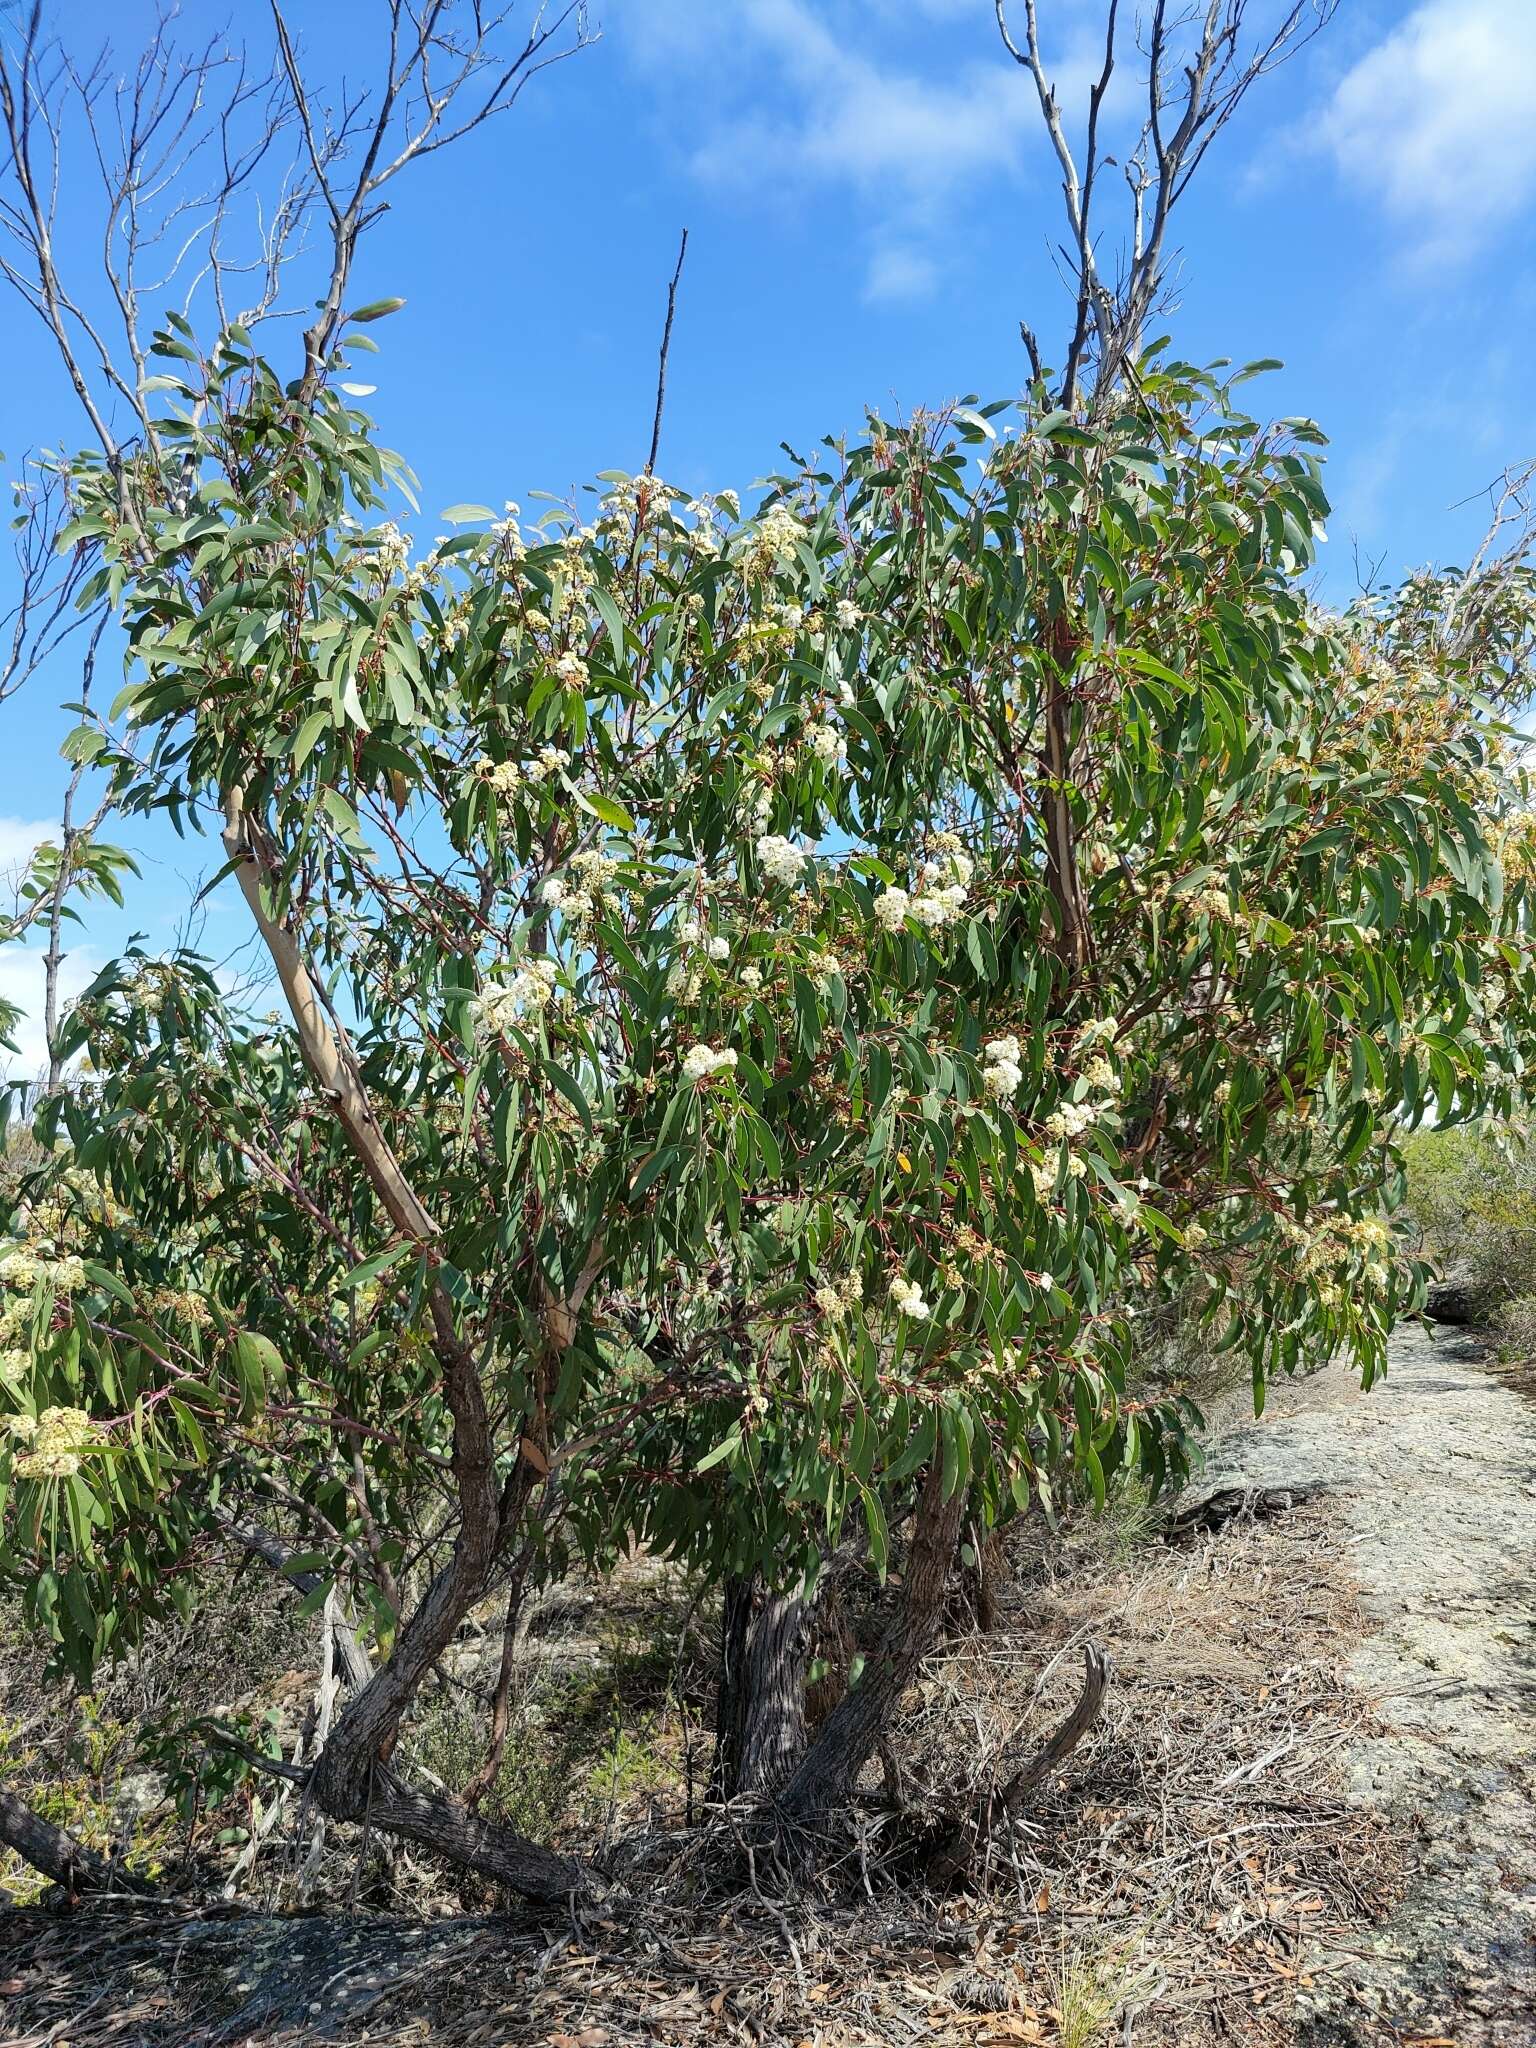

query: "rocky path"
xmin=1196 ymin=1322 xmax=1536 ymax=2044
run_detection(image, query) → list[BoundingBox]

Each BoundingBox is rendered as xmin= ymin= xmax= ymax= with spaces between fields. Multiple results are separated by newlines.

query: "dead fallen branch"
xmin=0 ymin=1786 xmax=155 ymax=1900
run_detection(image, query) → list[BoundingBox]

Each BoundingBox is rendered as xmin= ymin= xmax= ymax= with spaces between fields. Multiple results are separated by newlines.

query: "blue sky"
xmin=3 ymin=0 xmax=1535 ymax=1077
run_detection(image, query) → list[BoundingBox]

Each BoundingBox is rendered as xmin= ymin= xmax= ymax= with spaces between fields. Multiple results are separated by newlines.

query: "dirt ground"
xmin=1 ymin=1321 xmax=1531 ymax=2048
xmin=1202 ymin=1323 xmax=1536 ymax=2045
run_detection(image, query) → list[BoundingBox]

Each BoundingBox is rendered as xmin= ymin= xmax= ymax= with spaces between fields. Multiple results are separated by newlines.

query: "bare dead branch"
xmin=645 ymin=226 xmax=689 ymax=477
xmin=998 ymin=0 xmax=1339 ymax=408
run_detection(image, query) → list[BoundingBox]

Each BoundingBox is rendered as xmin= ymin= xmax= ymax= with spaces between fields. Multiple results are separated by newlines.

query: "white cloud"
xmin=0 ymin=817 xmax=86 ymax=1086
xmin=863 ymin=243 xmax=941 ymax=305
xmin=622 ymin=0 xmax=1043 ymax=300
xmin=0 ymin=941 xmax=97 ymax=1087
xmin=0 ymin=815 xmax=56 ymax=885
xmin=1319 ymin=0 xmax=1536 ymax=264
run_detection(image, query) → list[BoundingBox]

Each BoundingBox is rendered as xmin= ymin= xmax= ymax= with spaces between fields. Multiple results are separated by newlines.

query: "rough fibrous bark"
xmin=776 ymin=1463 xmax=967 ymax=1826
xmin=736 ymin=1590 xmax=812 ymax=1801
xmin=712 ymin=1577 xmax=813 ymax=1804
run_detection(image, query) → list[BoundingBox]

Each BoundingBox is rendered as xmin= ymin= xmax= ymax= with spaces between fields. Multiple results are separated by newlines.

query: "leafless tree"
xmin=997 ymin=0 xmax=1339 ymax=408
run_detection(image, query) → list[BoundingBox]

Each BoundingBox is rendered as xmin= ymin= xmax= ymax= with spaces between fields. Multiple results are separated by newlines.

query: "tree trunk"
xmin=0 ymin=1785 xmax=154 ymax=1897
xmin=947 ymin=1524 xmax=1008 ymax=1635
xmin=926 ymin=1642 xmax=1110 ymax=1886
xmin=736 ymin=1590 xmax=811 ymax=1801
xmin=710 ymin=1573 xmax=754 ymax=1803
xmin=712 ymin=1576 xmax=813 ymax=1804
xmin=805 ymin=1579 xmax=854 ymax=1726
xmin=219 ymin=788 xmax=599 ymax=1904
xmin=363 ymin=1770 xmax=587 ymax=1900
xmin=776 ymin=1463 xmax=966 ymax=1828
xmin=1039 ymin=620 xmax=1092 ymax=974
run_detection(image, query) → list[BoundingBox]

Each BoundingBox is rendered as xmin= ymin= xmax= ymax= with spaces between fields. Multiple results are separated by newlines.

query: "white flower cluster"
xmin=1042 ymin=1098 xmax=1098 ymax=1143
xmin=490 ymin=500 xmax=526 ymax=557
xmin=756 ymin=834 xmax=810 ymax=887
xmin=472 ymin=958 xmax=561 ymax=1036
xmin=6 ymin=1403 xmax=102 ymax=1481
xmin=813 ymin=1272 xmax=863 ymax=1320
xmin=1191 ymin=883 xmax=1236 ymax=923
xmin=472 ymin=742 xmax=571 ymax=801
xmin=152 ymin=1287 xmax=212 ymax=1327
xmin=983 ymin=1034 xmax=1023 ymax=1104
xmin=473 ymin=756 xmax=523 ymax=798
xmin=890 ymin=1276 xmax=929 ymax=1321
xmin=667 ymin=914 xmax=731 ymax=1002
xmin=542 ymin=849 xmax=621 ymax=929
xmin=875 ymin=887 xmax=913 ymax=932
xmin=1278 ymin=1212 xmax=1392 ymax=1290
xmin=685 ymin=489 xmax=737 ymax=558
xmin=368 ymin=522 xmax=411 ymax=580
xmin=597 ymin=472 xmax=677 ymax=534
xmin=805 ymin=721 xmax=848 ymax=770
xmin=681 ymin=1042 xmax=738 ymax=1082
xmin=744 ymin=501 xmax=803 ymax=579
xmin=554 ymin=651 xmax=588 ymax=688
xmin=875 ymin=834 xmax=974 ymax=935
xmin=0 ymin=1248 xmax=86 ymax=1296
xmin=834 ymin=598 xmax=860 ymax=631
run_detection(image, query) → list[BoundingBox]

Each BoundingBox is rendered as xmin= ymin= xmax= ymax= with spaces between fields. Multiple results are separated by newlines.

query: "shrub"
xmin=1402 ymin=1122 xmax=1536 ymax=1340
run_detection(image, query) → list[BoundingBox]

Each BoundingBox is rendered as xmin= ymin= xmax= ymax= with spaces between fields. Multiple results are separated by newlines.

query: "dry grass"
xmin=0 ymin=1487 xmax=1407 ymax=2047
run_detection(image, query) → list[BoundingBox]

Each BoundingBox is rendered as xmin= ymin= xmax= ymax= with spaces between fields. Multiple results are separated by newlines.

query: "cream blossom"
xmin=11 ymin=1404 xmax=102 ymax=1481
xmin=682 ymin=1042 xmax=738 ymax=1082
xmin=472 ymin=957 xmax=561 ymax=1034
xmin=756 ymin=834 xmax=809 ymax=887
xmin=890 ymin=1276 xmax=929 ymax=1320
xmin=874 ymin=886 xmax=911 ymax=931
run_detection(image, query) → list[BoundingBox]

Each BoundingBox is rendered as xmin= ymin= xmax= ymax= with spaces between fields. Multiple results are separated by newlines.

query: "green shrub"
xmin=1401 ymin=1123 xmax=1536 ymax=1344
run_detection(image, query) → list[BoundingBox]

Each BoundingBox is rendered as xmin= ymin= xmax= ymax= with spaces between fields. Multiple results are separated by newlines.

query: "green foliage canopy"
xmin=3 ymin=323 xmax=1535 ymax=1689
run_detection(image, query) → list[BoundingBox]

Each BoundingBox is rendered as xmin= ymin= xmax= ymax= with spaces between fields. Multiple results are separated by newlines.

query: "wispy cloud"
xmin=0 ymin=814 xmax=56 ymax=884
xmin=621 ymin=0 xmax=1047 ymax=302
xmin=0 ymin=941 xmax=97 ymax=1086
xmin=863 ymin=242 xmax=941 ymax=306
xmin=1318 ymin=0 xmax=1536 ymax=267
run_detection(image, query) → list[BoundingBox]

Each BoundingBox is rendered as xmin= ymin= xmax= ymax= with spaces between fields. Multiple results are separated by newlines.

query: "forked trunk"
xmin=775 ymin=1463 xmax=966 ymax=1827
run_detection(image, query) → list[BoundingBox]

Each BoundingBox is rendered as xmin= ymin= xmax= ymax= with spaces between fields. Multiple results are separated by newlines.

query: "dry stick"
xmin=927 ymin=1641 xmax=1112 ymax=1885
xmin=645 ymin=226 xmax=688 ymax=477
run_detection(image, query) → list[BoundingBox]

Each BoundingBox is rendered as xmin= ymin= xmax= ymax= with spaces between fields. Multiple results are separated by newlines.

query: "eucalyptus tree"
xmin=1 ymin=0 xmax=1534 ymax=1906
